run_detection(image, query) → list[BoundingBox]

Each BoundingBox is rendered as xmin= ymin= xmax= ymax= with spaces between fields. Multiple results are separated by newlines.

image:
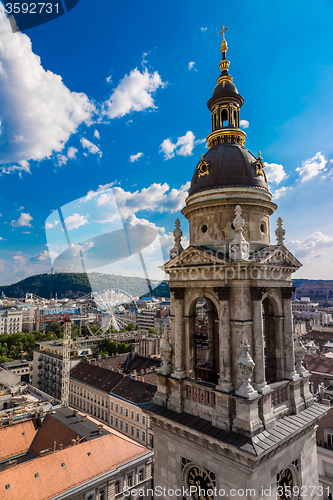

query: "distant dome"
xmin=189 ymin=143 xmax=268 ymax=196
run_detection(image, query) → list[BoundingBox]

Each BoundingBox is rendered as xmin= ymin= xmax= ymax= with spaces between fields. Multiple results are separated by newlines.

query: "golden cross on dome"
xmin=219 ymin=25 xmax=228 ymax=40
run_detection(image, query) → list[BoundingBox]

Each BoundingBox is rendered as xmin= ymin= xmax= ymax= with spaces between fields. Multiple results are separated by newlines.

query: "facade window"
xmin=99 ymin=490 xmax=105 ymax=500
xmin=127 ymin=474 xmax=133 ymax=488
xmin=120 ymin=405 xmax=123 ymax=414
xmin=149 ymin=435 xmax=154 ymax=448
xmin=115 ymin=418 xmax=118 ymax=428
xmin=115 ymin=481 xmax=120 ymax=494
xmin=142 ymin=415 xmax=146 ymax=425
xmin=120 ymin=420 xmax=123 ymax=430
xmin=125 ymin=423 xmax=129 ymax=433
xmin=110 ymin=416 xmax=113 ymax=425
xmin=116 ymin=404 xmax=118 ymax=413
xmin=111 ymin=401 xmax=113 ymax=411
xmin=139 ymin=469 xmax=144 ymax=482
xmin=131 ymin=410 xmax=134 ymax=419
xmin=325 ymin=429 xmax=333 ymax=449
xmin=136 ymin=428 xmax=140 ymax=439
xmin=142 ymin=431 xmax=146 ymax=442
xmin=125 ymin=408 xmax=129 ymax=417
xmin=131 ymin=425 xmax=134 ymax=436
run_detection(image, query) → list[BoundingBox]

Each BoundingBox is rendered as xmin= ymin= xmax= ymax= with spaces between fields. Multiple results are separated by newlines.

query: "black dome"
xmin=213 ymin=80 xmax=238 ymax=98
xmin=189 ymin=143 xmax=268 ymax=196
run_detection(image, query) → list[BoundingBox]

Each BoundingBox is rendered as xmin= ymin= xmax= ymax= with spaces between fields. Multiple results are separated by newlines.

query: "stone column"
xmin=214 ymin=287 xmax=233 ymax=392
xmin=281 ymin=287 xmax=297 ymax=380
xmin=250 ymin=287 xmax=269 ymax=393
xmin=170 ymin=288 xmax=186 ymax=379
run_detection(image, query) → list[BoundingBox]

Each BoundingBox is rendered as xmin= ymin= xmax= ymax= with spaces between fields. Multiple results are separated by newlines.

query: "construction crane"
xmin=61 ymin=314 xmax=71 ymax=406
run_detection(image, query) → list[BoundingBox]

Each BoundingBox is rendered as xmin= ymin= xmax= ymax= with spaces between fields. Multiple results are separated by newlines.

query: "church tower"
xmin=142 ymin=27 xmax=327 ymax=500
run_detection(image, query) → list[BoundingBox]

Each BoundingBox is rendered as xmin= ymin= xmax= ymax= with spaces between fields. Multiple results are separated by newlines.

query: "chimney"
xmin=98 ymin=424 xmax=103 ymax=434
xmin=82 ymin=414 xmax=87 ymax=421
xmin=59 ymin=444 xmax=63 ymax=450
xmin=73 ymin=409 xmax=79 ymax=417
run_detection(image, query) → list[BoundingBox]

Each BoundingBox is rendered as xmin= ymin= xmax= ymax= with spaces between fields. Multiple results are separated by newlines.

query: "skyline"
xmin=0 ymin=0 xmax=332 ymax=284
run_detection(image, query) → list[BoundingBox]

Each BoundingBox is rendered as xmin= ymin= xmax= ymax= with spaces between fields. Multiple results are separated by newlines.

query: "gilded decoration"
xmin=197 ymin=154 xmax=211 ymax=178
xmin=206 ymin=129 xmax=246 ymax=149
xmin=253 ymin=151 xmax=265 ymax=177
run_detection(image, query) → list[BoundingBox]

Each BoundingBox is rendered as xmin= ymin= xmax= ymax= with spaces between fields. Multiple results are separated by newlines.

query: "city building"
xmin=69 ymin=361 xmax=155 ymax=448
xmin=1 ymin=360 xmax=30 ymax=383
xmin=0 ymin=406 xmax=153 ymax=499
xmin=32 ymin=336 xmax=108 ymax=400
xmin=142 ymin=28 xmax=327 ymax=498
xmin=0 ymin=310 xmax=22 ymax=335
xmin=316 ymin=407 xmax=333 ymax=499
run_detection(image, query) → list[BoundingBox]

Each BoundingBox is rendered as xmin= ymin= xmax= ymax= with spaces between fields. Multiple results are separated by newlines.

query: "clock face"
xmin=187 ymin=466 xmax=215 ymax=500
xmin=277 ymin=467 xmax=295 ymax=500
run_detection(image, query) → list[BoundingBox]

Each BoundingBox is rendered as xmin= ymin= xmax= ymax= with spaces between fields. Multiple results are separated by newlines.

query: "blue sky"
xmin=0 ymin=0 xmax=332 ymax=285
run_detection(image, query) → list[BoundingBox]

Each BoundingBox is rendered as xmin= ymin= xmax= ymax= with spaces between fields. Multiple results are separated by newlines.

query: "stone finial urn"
xmin=158 ymin=325 xmax=172 ymax=376
xmin=236 ymin=337 xmax=257 ymax=397
xmin=294 ymin=331 xmax=308 ymax=376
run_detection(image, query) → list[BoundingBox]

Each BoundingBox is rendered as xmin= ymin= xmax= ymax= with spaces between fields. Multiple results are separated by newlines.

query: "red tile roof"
xmin=29 ymin=414 xmax=86 ymax=457
xmin=0 ymin=430 xmax=149 ymax=499
xmin=0 ymin=420 xmax=37 ymax=461
xmin=304 ymin=354 xmax=333 ymax=375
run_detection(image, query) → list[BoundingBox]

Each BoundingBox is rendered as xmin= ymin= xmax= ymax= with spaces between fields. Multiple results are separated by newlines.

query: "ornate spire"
xmin=217 ymin=24 xmax=232 ymax=84
xmin=169 ymin=218 xmax=184 ymax=259
xmin=275 ymin=217 xmax=285 ymax=245
xmin=206 ymin=26 xmax=246 ymax=149
xmin=158 ymin=325 xmax=172 ymax=376
xmin=229 ymin=205 xmax=249 ymax=261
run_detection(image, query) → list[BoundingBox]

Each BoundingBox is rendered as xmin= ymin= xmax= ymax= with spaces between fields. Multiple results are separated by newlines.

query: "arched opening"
xmin=221 ymin=108 xmax=228 ymax=127
xmin=263 ymin=297 xmax=279 ymax=383
xmin=193 ymin=297 xmax=219 ymax=384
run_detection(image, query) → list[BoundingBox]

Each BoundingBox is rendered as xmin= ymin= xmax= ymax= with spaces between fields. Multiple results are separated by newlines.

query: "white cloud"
xmin=45 ymin=220 xmax=59 ymax=229
xmin=34 ymin=250 xmax=50 ymax=261
xmin=0 ymin=5 xmax=95 ymax=166
xmin=130 ymin=152 xmax=143 ymax=162
xmin=67 ymin=146 xmax=78 ymax=160
xmin=0 ymin=160 xmax=31 ymax=176
xmin=271 ymin=186 xmax=290 ymax=200
xmin=94 ymin=129 xmax=100 ymax=140
xmin=90 ymin=182 xmax=190 ymax=219
xmin=264 ymin=162 xmax=288 ymax=185
xmin=13 ymin=253 xmax=27 ymax=264
xmin=160 ymin=131 xmax=203 ymax=160
xmin=104 ymin=68 xmax=165 ymax=119
xmin=240 ymin=120 xmax=249 ymax=129
xmin=289 ymin=232 xmax=333 ymax=269
xmin=296 ymin=152 xmax=327 ymax=182
xmin=11 ymin=212 xmax=33 ymax=228
xmin=80 ymin=138 xmax=102 ymax=157
xmin=64 ymin=213 xmax=88 ymax=230
xmin=188 ymin=62 xmax=196 ymax=71
xmin=200 ymin=27 xmax=208 ymax=32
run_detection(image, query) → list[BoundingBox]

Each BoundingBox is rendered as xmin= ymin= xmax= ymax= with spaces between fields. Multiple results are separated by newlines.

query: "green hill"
xmin=0 ymin=273 xmax=170 ymax=299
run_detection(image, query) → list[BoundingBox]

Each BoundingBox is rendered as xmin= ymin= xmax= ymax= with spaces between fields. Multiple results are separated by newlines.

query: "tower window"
xmin=260 ymin=222 xmax=266 ymax=233
xmin=201 ymin=224 xmax=208 ymax=233
xmin=221 ymin=108 xmax=228 ymax=127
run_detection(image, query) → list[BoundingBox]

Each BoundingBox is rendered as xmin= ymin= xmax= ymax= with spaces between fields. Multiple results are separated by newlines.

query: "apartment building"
xmin=32 ymin=336 xmax=106 ymax=399
xmin=1 ymin=359 xmax=30 ymax=382
xmin=0 ymin=310 xmax=23 ymax=335
xmin=69 ymin=362 xmax=155 ymax=448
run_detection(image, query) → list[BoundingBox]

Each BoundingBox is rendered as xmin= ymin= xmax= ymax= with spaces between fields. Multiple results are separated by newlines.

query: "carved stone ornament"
xmin=250 ymin=287 xmax=266 ymax=301
xmin=214 ymin=286 xmax=231 ymax=301
xmin=236 ymin=336 xmax=256 ymax=397
xmin=170 ymin=287 xmax=185 ymax=300
xmin=229 ymin=205 xmax=249 ymax=261
xmin=275 ymin=217 xmax=286 ymax=246
xmin=252 ymin=151 xmax=265 ymax=177
xmin=158 ymin=325 xmax=172 ymax=376
xmin=294 ymin=331 xmax=307 ymax=376
xmin=169 ymin=219 xmax=184 ymax=260
xmin=197 ymin=154 xmax=211 ymax=178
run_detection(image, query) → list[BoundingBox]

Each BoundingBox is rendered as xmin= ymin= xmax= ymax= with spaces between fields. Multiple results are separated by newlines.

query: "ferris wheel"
xmin=90 ymin=288 xmax=136 ymax=333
